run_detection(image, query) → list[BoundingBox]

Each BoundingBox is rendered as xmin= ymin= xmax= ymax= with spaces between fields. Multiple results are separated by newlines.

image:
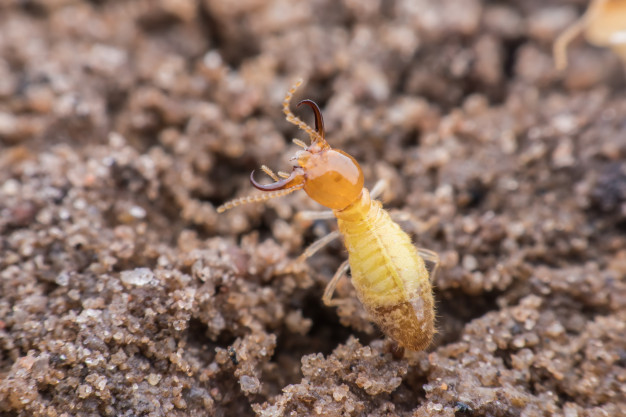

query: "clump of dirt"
xmin=1 ymin=0 xmax=625 ymax=416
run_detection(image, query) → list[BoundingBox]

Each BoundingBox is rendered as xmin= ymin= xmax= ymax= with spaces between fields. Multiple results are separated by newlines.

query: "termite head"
xmin=251 ymin=99 xmax=364 ymax=210
xmin=217 ymin=81 xmax=364 ymax=213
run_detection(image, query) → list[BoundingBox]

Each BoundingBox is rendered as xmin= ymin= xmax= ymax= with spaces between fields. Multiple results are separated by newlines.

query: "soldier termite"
xmin=218 ymin=80 xmax=438 ymax=351
xmin=554 ymin=0 xmax=626 ymax=70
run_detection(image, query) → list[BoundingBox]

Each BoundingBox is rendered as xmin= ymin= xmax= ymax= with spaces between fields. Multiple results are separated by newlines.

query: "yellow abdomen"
xmin=335 ymin=189 xmax=435 ymax=351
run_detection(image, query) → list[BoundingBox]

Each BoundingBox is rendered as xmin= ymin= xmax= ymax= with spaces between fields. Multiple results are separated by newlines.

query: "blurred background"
xmin=1 ymin=1 xmax=625 ymax=416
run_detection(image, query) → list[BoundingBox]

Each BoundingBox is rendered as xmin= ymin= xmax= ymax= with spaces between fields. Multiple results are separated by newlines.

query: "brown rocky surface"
xmin=0 ymin=0 xmax=625 ymax=416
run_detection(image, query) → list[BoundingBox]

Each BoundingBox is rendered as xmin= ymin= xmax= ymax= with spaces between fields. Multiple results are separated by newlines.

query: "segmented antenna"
xmin=283 ymin=79 xmax=324 ymax=144
xmin=261 ymin=165 xmax=279 ymax=181
xmin=216 ymin=185 xmax=304 ymax=213
xmin=292 ymin=138 xmax=308 ymax=148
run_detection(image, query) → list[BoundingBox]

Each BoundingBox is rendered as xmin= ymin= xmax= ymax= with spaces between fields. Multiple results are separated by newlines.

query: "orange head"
xmin=217 ymin=81 xmax=364 ymax=213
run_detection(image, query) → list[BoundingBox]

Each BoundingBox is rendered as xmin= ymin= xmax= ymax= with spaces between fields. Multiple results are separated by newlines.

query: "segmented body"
xmin=336 ymin=189 xmax=434 ymax=351
xmin=217 ymin=80 xmax=437 ymax=351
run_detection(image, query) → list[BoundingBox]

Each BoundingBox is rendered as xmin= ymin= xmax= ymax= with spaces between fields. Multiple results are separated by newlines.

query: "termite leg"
xmin=298 ymin=230 xmax=341 ymax=261
xmin=390 ymin=211 xmax=411 ymax=222
xmin=296 ymin=210 xmax=336 ymax=221
xmin=370 ymin=179 xmax=388 ymax=200
xmin=552 ymin=0 xmax=607 ymax=71
xmin=553 ymin=15 xmax=587 ymax=70
xmin=417 ymin=247 xmax=440 ymax=283
xmin=385 ymin=340 xmax=405 ymax=360
xmin=322 ymin=259 xmax=351 ymax=307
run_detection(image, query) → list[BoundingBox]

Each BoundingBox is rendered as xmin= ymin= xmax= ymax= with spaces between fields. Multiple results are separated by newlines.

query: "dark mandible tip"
xmin=250 ymin=168 xmax=303 ymax=191
xmin=296 ymin=99 xmax=325 ymax=139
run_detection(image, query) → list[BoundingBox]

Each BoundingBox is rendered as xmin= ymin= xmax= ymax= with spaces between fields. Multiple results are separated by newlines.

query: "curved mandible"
xmin=297 ymin=99 xmax=325 ymax=140
xmin=250 ymin=168 xmax=305 ymax=191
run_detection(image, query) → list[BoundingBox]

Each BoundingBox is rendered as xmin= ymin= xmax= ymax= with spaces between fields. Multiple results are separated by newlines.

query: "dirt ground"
xmin=1 ymin=0 xmax=625 ymax=416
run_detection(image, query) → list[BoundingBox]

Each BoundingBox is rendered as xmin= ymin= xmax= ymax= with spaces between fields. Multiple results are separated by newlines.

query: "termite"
xmin=217 ymin=81 xmax=438 ymax=351
xmin=554 ymin=0 xmax=626 ymax=70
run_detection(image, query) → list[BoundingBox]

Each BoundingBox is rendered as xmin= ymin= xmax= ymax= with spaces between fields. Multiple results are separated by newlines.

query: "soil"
xmin=1 ymin=0 xmax=625 ymax=416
